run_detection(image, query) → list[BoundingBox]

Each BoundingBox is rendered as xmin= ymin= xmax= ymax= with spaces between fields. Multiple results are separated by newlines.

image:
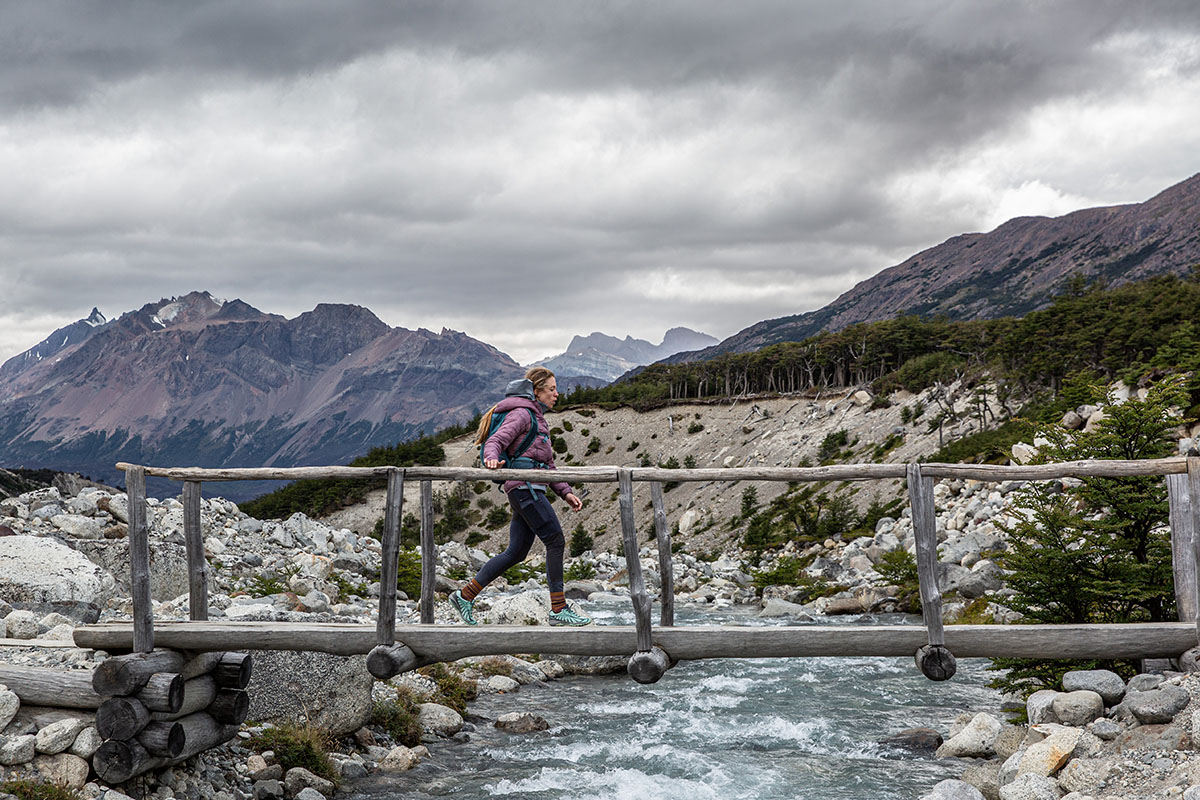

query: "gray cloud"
xmin=2 ymin=1 xmax=1200 ymax=363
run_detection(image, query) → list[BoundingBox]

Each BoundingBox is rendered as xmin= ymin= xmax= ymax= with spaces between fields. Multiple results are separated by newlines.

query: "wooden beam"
xmin=1168 ymin=473 xmax=1197 ymax=623
xmin=376 ymin=468 xmax=405 ymax=644
xmin=617 ymin=469 xmax=652 ymax=653
xmin=182 ymin=480 xmax=208 ymax=621
xmin=116 ymin=457 xmax=1188 ymax=485
xmin=1189 ymin=457 xmax=1200 ymax=643
xmin=125 ymin=465 xmax=153 ymax=653
xmin=650 ymin=482 xmax=675 ymax=627
xmin=907 ymin=464 xmax=945 ymax=649
xmin=92 ymin=650 xmax=186 ymax=696
xmin=419 ymin=479 xmax=435 ymax=624
xmin=0 ymin=664 xmax=105 ymax=708
xmin=73 ymin=621 xmax=1200 ymax=661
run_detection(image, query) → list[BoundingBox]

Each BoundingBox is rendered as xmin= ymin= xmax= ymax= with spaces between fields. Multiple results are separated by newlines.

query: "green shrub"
xmin=586 ymin=436 xmax=601 ymax=455
xmin=872 ymin=549 xmax=921 ymax=613
xmin=418 ymin=663 xmax=478 ymax=716
xmin=1 ymin=780 xmax=81 ymax=800
xmin=395 ymin=548 xmax=423 ymax=600
xmin=562 ymin=420 xmax=574 ymax=431
xmin=371 ymin=687 xmax=424 ymax=747
xmin=565 ymin=561 xmax=597 ymax=580
xmin=818 ymin=429 xmax=850 ymax=462
xmin=569 ymin=523 xmax=594 ymax=557
xmin=740 ymin=486 xmax=759 ymax=518
xmin=247 ymin=723 xmax=339 ymax=785
xmin=627 ymin=440 xmax=639 ymax=451
xmin=502 ymin=562 xmax=539 ymax=585
xmin=486 ymin=505 xmax=511 ymax=529
xmin=476 ymin=657 xmax=514 ymax=677
xmin=687 ymin=422 xmax=704 ymax=434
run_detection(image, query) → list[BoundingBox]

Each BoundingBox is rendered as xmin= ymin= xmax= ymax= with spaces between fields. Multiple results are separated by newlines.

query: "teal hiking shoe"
xmin=449 ymin=589 xmax=479 ymax=626
xmin=549 ymin=606 xmax=592 ymax=626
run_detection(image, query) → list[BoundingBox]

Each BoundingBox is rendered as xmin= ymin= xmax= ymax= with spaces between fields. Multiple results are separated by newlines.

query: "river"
xmin=346 ymin=597 xmax=1005 ymax=800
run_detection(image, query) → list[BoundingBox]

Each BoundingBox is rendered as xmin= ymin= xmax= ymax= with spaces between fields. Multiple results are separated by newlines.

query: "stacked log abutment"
xmin=90 ymin=649 xmax=252 ymax=784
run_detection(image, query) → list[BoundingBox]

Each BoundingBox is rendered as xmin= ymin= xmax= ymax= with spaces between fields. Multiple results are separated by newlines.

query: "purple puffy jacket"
xmin=482 ymin=395 xmax=572 ymax=498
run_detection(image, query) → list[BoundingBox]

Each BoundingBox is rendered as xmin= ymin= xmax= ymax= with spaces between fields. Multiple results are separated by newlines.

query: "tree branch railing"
xmin=110 ymin=456 xmax=1200 ymax=685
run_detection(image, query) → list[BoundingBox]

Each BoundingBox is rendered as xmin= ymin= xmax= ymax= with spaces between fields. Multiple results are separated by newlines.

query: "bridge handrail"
xmin=114 ymin=454 xmax=1200 ymax=683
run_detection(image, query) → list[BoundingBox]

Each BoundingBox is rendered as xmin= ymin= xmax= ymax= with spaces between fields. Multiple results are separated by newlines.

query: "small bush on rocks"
xmin=419 ymin=663 xmax=478 ymax=717
xmin=1 ymin=781 xmax=80 ymax=800
xmin=247 ymin=722 xmax=340 ymax=785
xmin=476 ymin=657 xmax=514 ymax=677
xmin=371 ymin=687 xmax=424 ymax=748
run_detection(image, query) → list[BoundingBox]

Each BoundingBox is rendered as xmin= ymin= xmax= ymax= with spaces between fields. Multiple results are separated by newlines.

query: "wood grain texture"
xmin=376 ymin=468 xmax=405 ymax=645
xmin=0 ymin=664 xmax=105 ymax=708
xmin=182 ymin=480 xmax=208 ymax=621
xmin=908 ymin=464 xmax=945 ymax=648
xmin=617 ymin=469 xmax=652 ymax=652
xmin=419 ymin=479 xmax=435 ymax=624
xmin=125 ymin=465 xmax=154 ymax=653
xmin=1168 ymin=473 xmax=1197 ymax=623
xmin=650 ymin=482 xmax=675 ymax=627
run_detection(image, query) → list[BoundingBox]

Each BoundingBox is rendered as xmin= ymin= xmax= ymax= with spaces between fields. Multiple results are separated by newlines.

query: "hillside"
xmin=320 ymin=383 xmax=1004 ymax=555
xmin=667 ymin=171 xmax=1200 ymax=361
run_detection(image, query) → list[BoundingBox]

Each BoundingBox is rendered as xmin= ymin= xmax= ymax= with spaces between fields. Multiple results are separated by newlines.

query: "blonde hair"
xmin=474 ymin=367 xmax=556 ymax=445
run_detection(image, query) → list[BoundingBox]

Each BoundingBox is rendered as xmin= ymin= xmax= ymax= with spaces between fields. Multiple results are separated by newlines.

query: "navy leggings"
xmin=473 ymin=487 xmax=565 ymax=593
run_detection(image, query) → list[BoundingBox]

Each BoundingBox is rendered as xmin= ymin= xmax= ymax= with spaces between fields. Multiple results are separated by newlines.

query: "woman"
xmin=449 ymin=366 xmax=592 ymax=626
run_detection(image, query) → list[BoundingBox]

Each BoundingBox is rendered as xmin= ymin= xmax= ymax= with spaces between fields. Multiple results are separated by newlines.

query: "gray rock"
xmin=0 ymin=734 xmax=36 ymax=765
xmin=1056 ymin=757 xmax=1109 ymax=794
xmin=31 ymin=752 xmax=90 ymax=789
xmin=0 ymin=688 xmax=19 ymax=730
xmin=252 ymin=779 xmax=283 ymax=800
xmin=881 ymin=727 xmax=943 ymax=753
xmin=999 ymin=749 xmax=1024 ymax=787
xmin=483 ymin=675 xmax=520 ymax=693
xmin=1062 ymin=669 xmax=1125 ymax=705
xmin=1051 ymin=690 xmax=1104 ymax=727
xmin=959 ymin=762 xmax=1001 ymax=800
xmin=283 ymin=767 xmax=334 ymax=798
xmin=67 ymin=726 xmax=102 ymax=758
xmin=483 ymin=591 xmax=548 ymax=625
xmin=758 ymin=597 xmax=814 ymax=618
xmin=1125 ymin=684 xmax=1191 ymax=724
xmin=299 ymin=591 xmax=330 ymax=613
xmin=339 ymin=759 xmax=368 ymax=780
xmin=495 ymin=712 xmax=550 ymax=733
xmin=920 ymin=779 xmax=986 ymax=800
xmin=378 ymin=745 xmax=418 ymax=772
xmin=294 ymin=789 xmax=327 ymax=800
xmin=418 ymin=702 xmax=463 ymax=736
xmin=246 ymin=651 xmax=374 ymax=736
xmin=0 ymin=535 xmax=116 ymax=623
xmin=936 ymin=713 xmax=1002 ymax=758
xmin=1026 ymin=690 xmax=1060 ymax=725
xmin=3 ymin=611 xmax=37 ymax=640
xmin=1127 ymin=673 xmax=1164 ymax=692
xmin=1185 ymin=786 xmax=1200 ymax=800
xmin=1085 ymin=717 xmax=1122 ymax=741
xmin=35 ymin=718 xmax=87 ymax=754
xmin=998 ymin=773 xmax=1060 ymax=800
xmin=73 ymin=539 xmax=189 ymax=603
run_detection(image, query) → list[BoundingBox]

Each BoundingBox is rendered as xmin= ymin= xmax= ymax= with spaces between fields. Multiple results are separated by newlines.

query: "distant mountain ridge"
xmin=0 ymin=291 xmax=524 ymax=494
xmin=537 ymin=327 xmax=717 ymax=382
xmin=665 ymin=171 xmax=1200 ymax=362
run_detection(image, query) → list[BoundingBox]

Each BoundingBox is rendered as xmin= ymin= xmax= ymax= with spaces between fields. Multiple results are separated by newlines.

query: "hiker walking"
xmin=449 ymin=366 xmax=592 ymax=626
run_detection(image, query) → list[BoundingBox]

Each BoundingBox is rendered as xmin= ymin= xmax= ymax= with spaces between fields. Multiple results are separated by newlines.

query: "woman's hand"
xmin=484 ymin=458 xmax=503 ymax=469
xmin=565 ymin=492 xmax=583 ymax=512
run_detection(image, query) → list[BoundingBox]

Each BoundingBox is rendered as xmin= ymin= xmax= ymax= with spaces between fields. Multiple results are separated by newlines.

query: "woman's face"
xmin=535 ymin=377 xmax=559 ymax=409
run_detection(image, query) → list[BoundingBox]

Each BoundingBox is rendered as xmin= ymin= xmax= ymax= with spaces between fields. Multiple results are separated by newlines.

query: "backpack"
xmin=479 ymin=407 xmax=542 ymax=477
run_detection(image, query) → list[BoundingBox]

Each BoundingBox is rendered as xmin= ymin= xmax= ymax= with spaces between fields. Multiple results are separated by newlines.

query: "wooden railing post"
xmin=1188 ymin=458 xmax=1200 ymax=648
xmin=619 ymin=469 xmax=670 ymax=683
xmin=125 ymin=465 xmax=154 ymax=653
xmin=419 ymin=479 xmax=435 ymax=624
xmin=182 ymin=481 xmax=208 ymax=621
xmin=367 ymin=468 xmax=416 ymax=679
xmin=650 ymin=482 xmax=675 ymax=627
xmin=1167 ymin=473 xmax=1197 ymax=623
xmin=907 ymin=463 xmax=955 ymax=680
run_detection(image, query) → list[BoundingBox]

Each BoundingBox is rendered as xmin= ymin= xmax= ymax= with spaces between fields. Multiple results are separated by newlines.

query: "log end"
xmin=367 ymin=643 xmax=417 ymax=680
xmin=915 ymin=644 xmax=957 ymax=681
xmin=627 ymin=647 xmax=671 ymax=685
xmin=214 ymin=652 xmax=253 ymax=689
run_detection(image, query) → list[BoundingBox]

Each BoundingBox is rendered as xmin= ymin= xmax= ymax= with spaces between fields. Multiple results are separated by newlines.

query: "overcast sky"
xmin=2 ymin=1 xmax=1199 ymax=365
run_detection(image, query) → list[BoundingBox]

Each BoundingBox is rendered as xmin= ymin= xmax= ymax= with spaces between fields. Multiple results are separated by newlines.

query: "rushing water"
xmin=347 ymin=597 xmax=1004 ymax=800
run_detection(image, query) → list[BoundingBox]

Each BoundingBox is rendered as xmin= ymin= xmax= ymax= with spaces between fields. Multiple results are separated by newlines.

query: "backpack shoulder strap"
xmin=509 ymin=407 xmax=540 ymax=459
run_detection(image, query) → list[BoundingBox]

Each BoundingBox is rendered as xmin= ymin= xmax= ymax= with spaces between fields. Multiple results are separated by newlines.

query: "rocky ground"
xmin=3 ymin=382 xmax=1200 ymax=798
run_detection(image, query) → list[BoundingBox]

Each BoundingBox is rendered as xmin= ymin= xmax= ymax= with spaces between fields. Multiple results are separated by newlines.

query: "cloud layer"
xmin=2 ymin=1 xmax=1199 ymax=363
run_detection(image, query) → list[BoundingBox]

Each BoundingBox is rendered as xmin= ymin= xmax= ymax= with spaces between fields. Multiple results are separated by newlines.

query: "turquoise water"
xmin=347 ymin=599 xmax=1003 ymax=800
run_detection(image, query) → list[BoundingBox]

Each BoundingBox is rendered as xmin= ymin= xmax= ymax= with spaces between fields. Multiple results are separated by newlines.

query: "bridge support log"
xmin=367 ymin=643 xmax=418 ymax=680
xmin=650 ymin=482 xmax=675 ymax=627
xmin=137 ymin=720 xmax=185 ymax=758
xmin=94 ymin=711 xmax=240 ymax=783
xmin=376 ymin=468 xmax=406 ymax=646
xmin=212 ymin=652 xmax=253 ymax=689
xmin=627 ymin=646 xmax=671 ymax=685
xmin=208 ymin=689 xmax=250 ymax=726
xmin=183 ymin=480 xmax=209 ymax=621
xmin=908 ymin=464 xmax=956 ymax=681
xmin=915 ymin=644 xmax=958 ymax=682
xmin=420 ymin=480 xmax=435 ymax=623
xmin=93 ymin=650 xmax=186 ymax=696
xmin=97 ymin=697 xmax=151 ymax=739
xmin=139 ymin=672 xmax=185 ymax=713
xmin=0 ymin=664 xmax=105 ymax=708
xmin=150 ymin=676 xmax=216 ymax=721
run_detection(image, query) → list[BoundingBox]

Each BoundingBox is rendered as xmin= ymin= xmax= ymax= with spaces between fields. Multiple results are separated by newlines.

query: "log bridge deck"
xmin=94 ymin=454 xmax=1200 ymax=684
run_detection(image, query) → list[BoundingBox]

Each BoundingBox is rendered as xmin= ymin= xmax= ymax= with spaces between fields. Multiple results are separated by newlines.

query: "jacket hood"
xmin=504 ymin=378 xmax=536 ymax=402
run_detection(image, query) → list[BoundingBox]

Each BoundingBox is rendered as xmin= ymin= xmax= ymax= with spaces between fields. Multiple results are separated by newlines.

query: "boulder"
xmin=246 ymin=652 xmax=373 ymax=736
xmin=483 ymin=675 xmax=520 ymax=693
xmin=73 ymin=539 xmax=190 ymax=603
xmin=1051 ymin=691 xmax=1104 ymax=727
xmin=283 ymin=767 xmax=335 ymax=799
xmin=1057 ymin=758 xmax=1110 ymax=795
xmin=378 ymin=745 xmax=418 ymax=772
xmin=936 ymin=712 xmax=1001 ymax=758
xmin=483 ymin=591 xmax=549 ymax=625
xmin=68 ymin=726 xmax=101 ymax=759
xmin=1061 ymin=669 xmax=1125 ymax=705
xmin=4 ymin=611 xmax=38 ymax=640
xmin=881 ymin=727 xmax=943 ymax=753
xmin=0 ymin=536 xmax=115 ymax=622
xmin=34 ymin=718 xmax=87 ymax=754
xmin=0 ymin=734 xmax=35 ymax=766
xmin=758 ymin=598 xmax=814 ymax=618
xmin=0 ymin=688 xmax=19 ymax=730
xmin=959 ymin=762 xmax=1001 ymax=800
xmin=31 ymin=752 xmax=90 ymax=789
xmin=50 ymin=514 xmax=103 ymax=540
xmin=999 ymin=773 xmax=1060 ymax=800
xmin=919 ymin=779 xmax=986 ymax=800
xmin=417 ymin=703 xmax=463 ymax=736
xmin=1018 ymin=727 xmax=1082 ymax=777
xmin=1125 ymin=684 xmax=1191 ymax=724
xmin=1025 ymin=690 xmax=1060 ymax=725
xmin=495 ymin=712 xmax=550 ymax=733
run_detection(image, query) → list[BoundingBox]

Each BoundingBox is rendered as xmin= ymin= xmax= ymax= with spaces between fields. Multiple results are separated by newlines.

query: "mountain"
xmin=666 ymin=172 xmax=1200 ymax=362
xmin=0 ymin=291 xmax=523 ymax=495
xmin=538 ymin=327 xmax=717 ymax=383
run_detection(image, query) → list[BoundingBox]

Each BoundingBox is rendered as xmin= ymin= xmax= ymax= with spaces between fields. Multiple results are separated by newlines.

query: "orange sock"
xmin=461 ymin=579 xmax=484 ymax=602
xmin=550 ymin=591 xmax=566 ymax=612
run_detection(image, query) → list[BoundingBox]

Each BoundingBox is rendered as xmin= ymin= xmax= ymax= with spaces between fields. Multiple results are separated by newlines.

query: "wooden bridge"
xmin=71 ymin=455 xmax=1200 ymax=686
